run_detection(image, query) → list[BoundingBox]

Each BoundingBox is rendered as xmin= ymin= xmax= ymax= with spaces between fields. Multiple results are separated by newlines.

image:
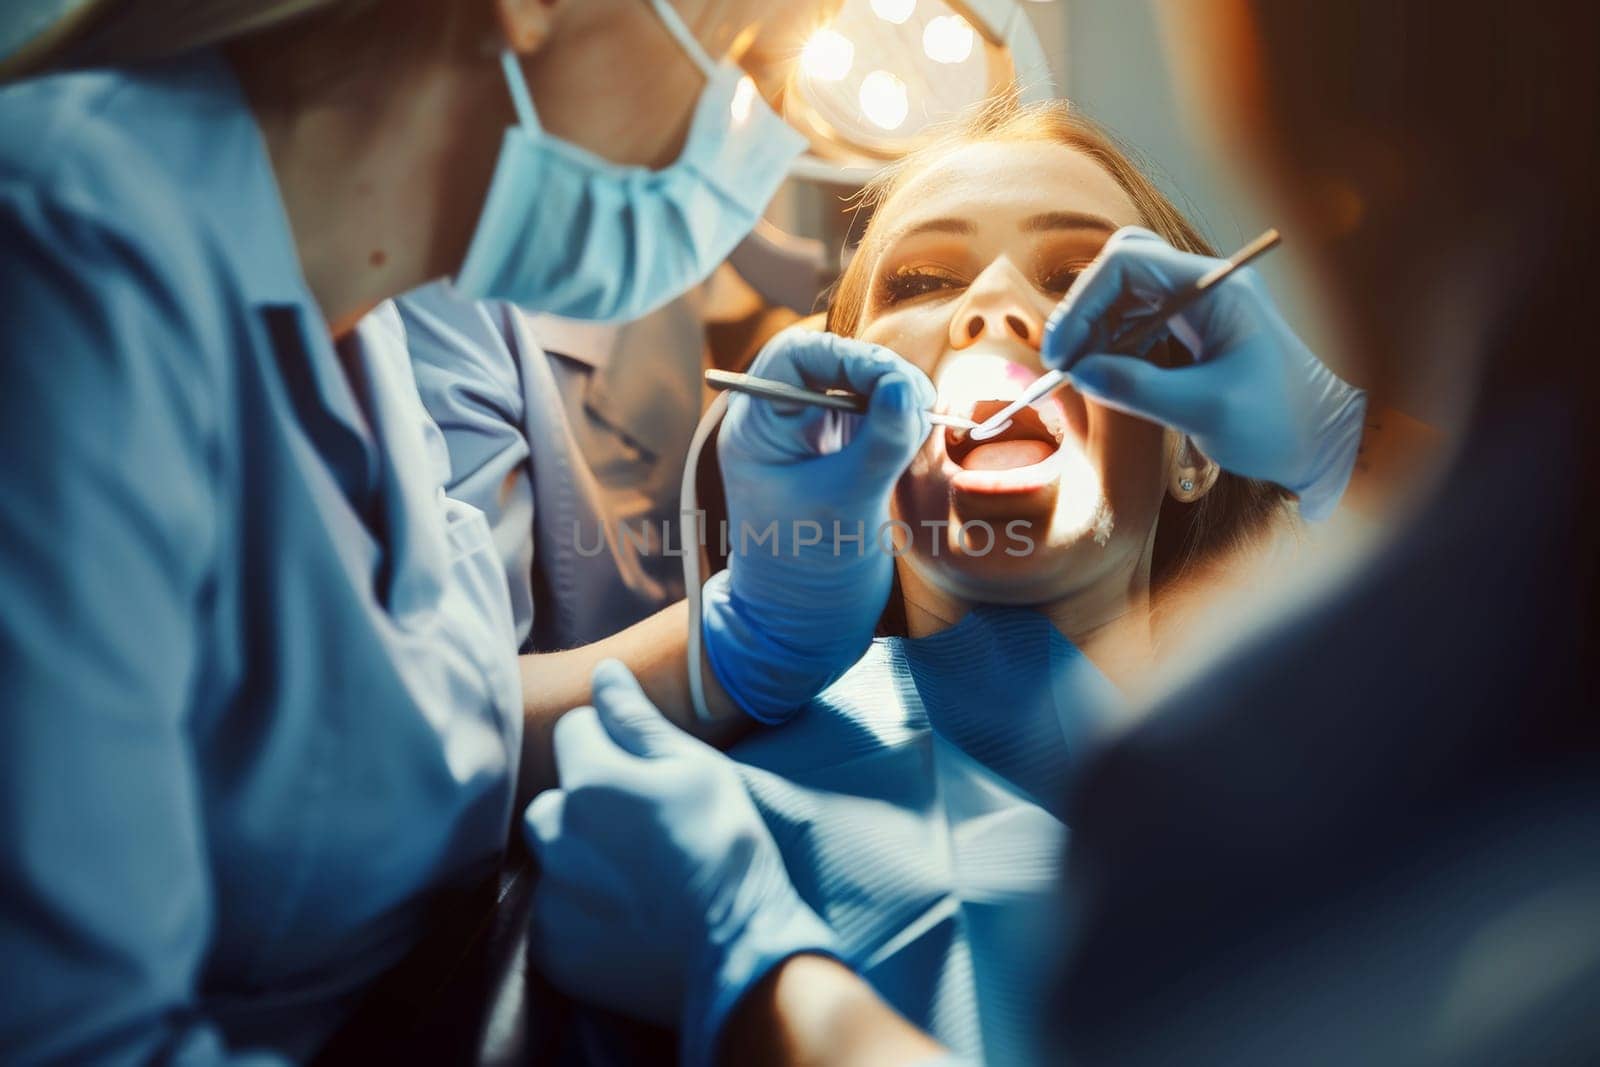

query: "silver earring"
xmin=1180 ymin=478 xmax=1195 ymax=493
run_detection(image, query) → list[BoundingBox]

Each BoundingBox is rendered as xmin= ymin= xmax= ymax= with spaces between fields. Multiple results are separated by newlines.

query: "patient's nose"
xmin=949 ymin=259 xmax=1044 ymax=351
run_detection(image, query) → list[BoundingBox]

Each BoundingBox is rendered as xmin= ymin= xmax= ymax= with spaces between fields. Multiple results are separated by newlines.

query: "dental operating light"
xmin=702 ymin=0 xmax=1058 ymax=307
xmin=800 ymin=28 xmax=855 ymax=82
xmin=779 ymin=0 xmax=1055 ymax=171
xmin=859 ymin=70 xmax=910 ymax=131
xmin=923 ymin=14 xmax=976 ymax=64
xmin=870 ymin=0 xmax=918 ymax=25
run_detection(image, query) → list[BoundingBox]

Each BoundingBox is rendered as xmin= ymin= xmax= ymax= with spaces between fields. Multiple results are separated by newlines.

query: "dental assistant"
xmin=0 ymin=0 xmax=920 ymax=1062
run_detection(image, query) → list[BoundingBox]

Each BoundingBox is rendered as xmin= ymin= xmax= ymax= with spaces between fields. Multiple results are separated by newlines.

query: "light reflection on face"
xmin=854 ymin=140 xmax=1180 ymax=605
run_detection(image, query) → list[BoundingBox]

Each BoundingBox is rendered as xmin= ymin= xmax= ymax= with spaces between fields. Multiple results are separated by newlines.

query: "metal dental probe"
xmin=965 ymin=227 xmax=1283 ymax=442
xmin=704 ymin=369 xmax=980 ymax=430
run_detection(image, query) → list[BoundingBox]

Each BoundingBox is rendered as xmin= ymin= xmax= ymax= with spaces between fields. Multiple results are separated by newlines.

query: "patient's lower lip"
xmin=949 ymin=463 xmax=1060 ymax=519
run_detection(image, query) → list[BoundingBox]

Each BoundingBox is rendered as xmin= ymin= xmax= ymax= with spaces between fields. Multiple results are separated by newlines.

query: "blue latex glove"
xmin=1044 ymin=227 xmax=1367 ymax=520
xmin=705 ymin=328 xmax=934 ymax=722
xmin=525 ymin=660 xmax=842 ymax=1067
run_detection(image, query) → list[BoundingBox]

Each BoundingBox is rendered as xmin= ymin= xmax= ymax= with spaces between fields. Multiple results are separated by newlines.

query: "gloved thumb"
xmin=847 ymin=372 xmax=930 ymax=479
xmin=590 ymin=658 xmax=693 ymax=759
xmin=1069 ymin=354 xmax=1219 ymax=438
xmin=523 ymin=786 xmax=565 ymax=859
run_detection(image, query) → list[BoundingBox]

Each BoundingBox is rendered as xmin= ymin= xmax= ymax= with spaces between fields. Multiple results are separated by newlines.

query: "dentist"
xmin=0 ymin=0 xmax=924 ymax=1063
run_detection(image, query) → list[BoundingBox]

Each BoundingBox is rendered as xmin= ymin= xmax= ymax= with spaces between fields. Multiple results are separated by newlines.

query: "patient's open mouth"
xmin=947 ymin=402 xmax=1062 ymax=471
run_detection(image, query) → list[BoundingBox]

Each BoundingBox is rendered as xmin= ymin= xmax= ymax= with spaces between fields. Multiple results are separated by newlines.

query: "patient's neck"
xmin=896 ymin=560 xmax=1155 ymax=690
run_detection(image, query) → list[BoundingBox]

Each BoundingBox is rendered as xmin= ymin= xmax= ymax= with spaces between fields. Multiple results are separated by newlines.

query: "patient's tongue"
xmin=959 ymin=439 xmax=1055 ymax=471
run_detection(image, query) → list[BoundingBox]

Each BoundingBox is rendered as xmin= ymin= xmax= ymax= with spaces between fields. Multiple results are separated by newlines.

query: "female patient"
xmin=724 ymin=98 xmax=1291 ymax=1064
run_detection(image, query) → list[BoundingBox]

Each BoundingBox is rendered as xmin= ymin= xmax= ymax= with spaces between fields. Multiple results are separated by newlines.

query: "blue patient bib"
xmin=731 ymin=607 xmax=1122 ymax=1064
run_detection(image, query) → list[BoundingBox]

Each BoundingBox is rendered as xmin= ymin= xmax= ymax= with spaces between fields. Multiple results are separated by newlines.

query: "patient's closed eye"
xmin=1039 ymin=262 xmax=1091 ymax=296
xmin=877 ymin=265 xmax=966 ymax=305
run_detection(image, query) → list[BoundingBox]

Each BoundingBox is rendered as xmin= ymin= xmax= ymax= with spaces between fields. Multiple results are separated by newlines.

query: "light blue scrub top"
xmin=397 ymin=283 xmax=705 ymax=651
xmin=0 ymin=53 xmax=522 ymax=1064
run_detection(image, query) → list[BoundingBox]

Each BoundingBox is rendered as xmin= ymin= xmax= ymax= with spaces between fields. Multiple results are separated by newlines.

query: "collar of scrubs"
xmin=521 ymin=314 xmax=621 ymax=370
xmin=131 ymin=52 xmax=377 ymax=481
xmin=522 ymin=277 xmax=707 ymax=370
xmin=211 ymin=57 xmax=388 ymax=534
xmin=148 ymin=50 xmax=456 ymax=615
xmin=138 ymin=51 xmax=316 ymax=310
xmin=517 ymin=298 xmax=709 ymax=463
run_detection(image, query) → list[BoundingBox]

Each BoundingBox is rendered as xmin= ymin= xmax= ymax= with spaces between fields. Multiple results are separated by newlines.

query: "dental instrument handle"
xmin=1101 ymin=227 xmax=1282 ymax=358
xmin=704 ymin=369 xmax=976 ymax=430
xmin=962 ymin=367 xmax=1069 ymax=441
xmin=1004 ymin=368 xmax=1067 ymax=422
xmin=967 ymin=228 xmax=1282 ymax=441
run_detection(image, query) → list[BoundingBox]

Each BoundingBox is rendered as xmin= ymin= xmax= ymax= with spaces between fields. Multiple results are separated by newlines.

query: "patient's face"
xmin=855 ymin=140 xmax=1178 ymax=604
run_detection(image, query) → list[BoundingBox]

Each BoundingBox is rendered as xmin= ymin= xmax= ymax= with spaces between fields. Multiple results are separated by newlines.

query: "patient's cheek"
xmin=859 ymin=314 xmax=942 ymax=378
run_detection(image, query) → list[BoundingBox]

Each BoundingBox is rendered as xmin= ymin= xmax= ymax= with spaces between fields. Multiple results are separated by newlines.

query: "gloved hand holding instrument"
xmin=692 ymin=329 xmax=935 ymax=724
xmin=971 ymin=226 xmax=1366 ymax=521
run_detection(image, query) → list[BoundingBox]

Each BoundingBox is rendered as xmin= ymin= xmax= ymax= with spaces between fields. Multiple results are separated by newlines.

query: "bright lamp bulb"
xmin=870 ymin=0 xmax=916 ymax=25
xmin=801 ymin=28 xmax=855 ymax=82
xmin=922 ymin=14 xmax=975 ymax=64
xmin=859 ymin=70 xmax=909 ymax=131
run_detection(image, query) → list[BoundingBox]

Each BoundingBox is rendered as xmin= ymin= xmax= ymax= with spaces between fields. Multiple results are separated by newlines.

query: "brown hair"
xmin=826 ymin=94 xmax=1291 ymax=593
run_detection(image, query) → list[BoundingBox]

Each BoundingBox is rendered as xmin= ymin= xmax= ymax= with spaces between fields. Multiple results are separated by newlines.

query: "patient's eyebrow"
xmin=894 ymin=216 xmax=978 ymax=241
xmin=1022 ymin=211 xmax=1118 ymax=234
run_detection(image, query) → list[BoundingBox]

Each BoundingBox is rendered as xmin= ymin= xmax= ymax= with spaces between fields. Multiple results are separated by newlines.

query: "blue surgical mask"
xmin=455 ymin=0 xmax=807 ymax=322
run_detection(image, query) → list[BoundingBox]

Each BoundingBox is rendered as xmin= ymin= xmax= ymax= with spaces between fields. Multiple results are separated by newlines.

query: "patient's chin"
xmin=894 ymin=499 xmax=1121 ymax=608
xmin=902 ymin=544 xmax=1093 ymax=607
